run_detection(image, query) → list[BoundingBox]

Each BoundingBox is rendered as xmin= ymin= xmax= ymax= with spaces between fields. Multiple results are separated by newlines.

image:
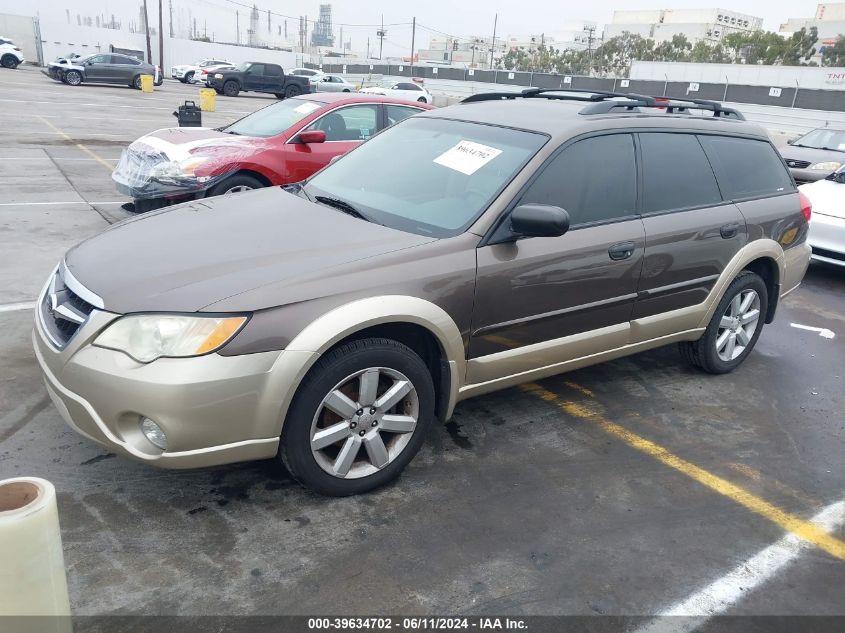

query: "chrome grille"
xmin=785 ymin=159 xmax=811 ymax=169
xmin=39 ymin=264 xmax=100 ymax=349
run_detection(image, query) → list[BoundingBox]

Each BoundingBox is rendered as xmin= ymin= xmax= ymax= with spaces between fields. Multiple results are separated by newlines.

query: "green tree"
xmin=781 ymin=27 xmax=818 ymax=65
xmin=653 ymin=34 xmax=692 ymax=62
xmin=591 ymin=32 xmax=656 ymax=75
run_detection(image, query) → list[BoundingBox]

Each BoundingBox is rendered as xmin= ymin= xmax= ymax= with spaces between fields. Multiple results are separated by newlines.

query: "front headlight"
xmin=94 ymin=315 xmax=248 ymax=363
xmin=148 ymin=156 xmax=209 ymax=180
xmin=809 ymin=161 xmax=842 ymax=171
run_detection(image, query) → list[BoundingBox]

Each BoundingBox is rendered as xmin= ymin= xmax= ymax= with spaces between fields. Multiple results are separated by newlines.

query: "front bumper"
xmin=808 ymin=212 xmax=845 ymax=267
xmin=790 ymin=167 xmax=836 ymax=183
xmin=33 ymin=309 xmax=286 ymax=468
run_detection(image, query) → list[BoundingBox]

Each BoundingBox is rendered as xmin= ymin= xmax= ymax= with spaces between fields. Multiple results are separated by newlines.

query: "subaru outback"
xmin=33 ymin=88 xmax=811 ymax=496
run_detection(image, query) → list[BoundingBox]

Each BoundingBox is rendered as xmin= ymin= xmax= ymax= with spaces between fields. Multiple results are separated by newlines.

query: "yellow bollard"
xmin=140 ymin=74 xmax=154 ymax=93
xmin=199 ymin=88 xmax=216 ymax=112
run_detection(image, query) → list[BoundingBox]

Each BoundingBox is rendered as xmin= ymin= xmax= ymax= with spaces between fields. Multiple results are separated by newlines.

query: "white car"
xmin=171 ymin=59 xmax=231 ymax=83
xmin=0 ymin=36 xmax=25 ymax=69
xmin=313 ymin=74 xmax=355 ymax=92
xmin=289 ymin=67 xmax=326 ymax=89
xmin=359 ymin=80 xmax=433 ymax=104
xmin=799 ymin=167 xmax=845 ymax=267
xmin=192 ymin=63 xmax=237 ymax=85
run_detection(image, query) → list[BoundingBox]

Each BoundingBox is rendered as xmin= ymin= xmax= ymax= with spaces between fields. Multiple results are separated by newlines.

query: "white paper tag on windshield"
xmin=294 ymin=102 xmax=321 ymax=114
xmin=433 ymin=140 xmax=502 ymax=175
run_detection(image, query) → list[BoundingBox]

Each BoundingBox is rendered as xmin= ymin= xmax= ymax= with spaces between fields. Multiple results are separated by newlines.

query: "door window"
xmin=307 ymin=105 xmax=379 ymax=141
xmin=264 ymin=65 xmax=282 ymax=77
xmin=639 ymin=133 xmax=722 ymax=213
xmin=699 ymin=136 xmax=794 ymax=199
xmin=247 ymin=64 xmax=265 ymax=76
xmin=88 ymin=55 xmax=109 ymax=64
xmin=519 ymin=134 xmax=637 ymax=226
xmin=386 ymin=105 xmax=422 ymax=126
xmin=110 ymin=55 xmax=138 ymax=65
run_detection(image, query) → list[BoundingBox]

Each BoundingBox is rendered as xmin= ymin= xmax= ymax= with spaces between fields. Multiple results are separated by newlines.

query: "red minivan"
xmin=113 ymin=93 xmax=434 ymax=211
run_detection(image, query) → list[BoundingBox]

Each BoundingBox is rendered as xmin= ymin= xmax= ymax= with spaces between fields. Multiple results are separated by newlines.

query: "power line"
xmin=214 ymin=0 xmax=411 ymax=29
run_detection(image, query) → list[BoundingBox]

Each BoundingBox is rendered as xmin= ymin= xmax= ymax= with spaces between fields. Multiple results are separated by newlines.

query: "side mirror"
xmin=510 ymin=204 xmax=570 ymax=239
xmin=787 ymin=139 xmax=794 ymax=145
xmin=296 ymin=130 xmax=327 ymax=144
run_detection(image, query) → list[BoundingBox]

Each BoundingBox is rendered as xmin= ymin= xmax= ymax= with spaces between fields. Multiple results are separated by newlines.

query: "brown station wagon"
xmin=34 ymin=88 xmax=812 ymax=495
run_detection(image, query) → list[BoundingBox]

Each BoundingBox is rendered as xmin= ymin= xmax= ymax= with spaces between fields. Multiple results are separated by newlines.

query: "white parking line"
xmin=790 ymin=323 xmax=836 ymax=339
xmin=0 ymin=302 xmax=36 ymax=313
xmin=0 ymin=201 xmax=125 ymax=207
xmin=636 ymin=499 xmax=845 ymax=633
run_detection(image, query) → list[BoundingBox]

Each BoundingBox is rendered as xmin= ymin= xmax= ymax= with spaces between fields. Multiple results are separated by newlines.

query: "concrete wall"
xmin=0 ymin=13 xmax=38 ymax=63
xmin=165 ymin=39 xmax=299 ymax=71
xmin=38 ymin=18 xmax=147 ymax=64
xmin=631 ymin=61 xmax=845 ymax=91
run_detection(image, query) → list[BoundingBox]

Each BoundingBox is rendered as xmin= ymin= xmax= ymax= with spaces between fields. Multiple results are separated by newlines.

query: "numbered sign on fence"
xmin=620 ymin=79 xmax=630 ymax=87
xmin=769 ymin=87 xmax=782 ymax=97
xmin=508 ymin=72 xmax=514 ymax=79
xmin=399 ymin=66 xmax=404 ymax=72
xmin=432 ymin=67 xmax=438 ymax=74
xmin=688 ymin=82 xmax=700 ymax=92
xmin=563 ymin=76 xmax=572 ymax=84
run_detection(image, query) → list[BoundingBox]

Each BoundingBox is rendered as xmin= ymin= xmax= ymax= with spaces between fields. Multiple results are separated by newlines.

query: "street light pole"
xmin=490 ymin=13 xmax=497 ymax=69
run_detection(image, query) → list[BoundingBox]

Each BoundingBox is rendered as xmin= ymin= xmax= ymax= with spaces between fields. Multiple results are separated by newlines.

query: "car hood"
xmin=799 ymin=179 xmax=845 ymax=219
xmin=781 ymin=145 xmax=845 ymax=166
xmin=124 ymin=127 xmax=265 ymax=162
xmin=64 ymin=187 xmax=435 ymax=313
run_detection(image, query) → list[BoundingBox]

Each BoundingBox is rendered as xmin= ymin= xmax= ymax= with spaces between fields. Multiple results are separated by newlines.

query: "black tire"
xmin=214 ymin=88 xmax=223 ymax=95
xmin=1 ymin=54 xmax=19 ymax=69
xmin=280 ymin=338 xmax=435 ymax=496
xmin=679 ymin=271 xmax=768 ymax=374
xmin=178 ymin=77 xmax=187 ymax=83
xmin=132 ymin=75 xmax=143 ymax=89
xmin=207 ymin=173 xmax=264 ymax=197
xmin=342 ymin=88 xmax=351 ymax=92
xmin=274 ymin=93 xmax=284 ymax=99
xmin=64 ymin=70 xmax=82 ymax=86
xmin=132 ymin=198 xmax=167 ymax=213
xmin=223 ymin=80 xmax=240 ymax=97
xmin=184 ymin=71 xmax=194 ymax=83
xmin=284 ymin=84 xmax=302 ymax=98
xmin=417 ymin=96 xmax=427 ymax=103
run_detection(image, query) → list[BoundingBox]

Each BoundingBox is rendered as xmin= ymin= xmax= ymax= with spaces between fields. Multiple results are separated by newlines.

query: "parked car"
xmin=36 ymin=89 xmax=810 ymax=496
xmin=799 ymin=166 xmax=845 ymax=266
xmin=314 ymin=74 xmax=355 ymax=92
xmin=192 ymin=63 xmax=237 ymax=85
xmin=45 ymin=53 xmax=162 ymax=88
xmin=780 ymin=127 xmax=845 ymax=182
xmin=359 ymin=80 xmax=433 ymax=103
xmin=171 ymin=58 xmax=230 ymax=83
xmin=0 ymin=36 xmax=25 ymax=68
xmin=112 ymin=93 xmax=432 ymax=210
xmin=208 ymin=62 xmax=311 ymax=98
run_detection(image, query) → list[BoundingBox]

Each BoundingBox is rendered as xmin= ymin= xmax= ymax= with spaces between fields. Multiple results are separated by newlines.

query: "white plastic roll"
xmin=0 ymin=477 xmax=71 ymax=618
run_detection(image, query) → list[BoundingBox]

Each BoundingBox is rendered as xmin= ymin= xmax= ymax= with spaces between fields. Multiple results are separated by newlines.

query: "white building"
xmin=780 ymin=3 xmax=845 ymax=60
xmin=605 ymin=8 xmax=762 ymax=45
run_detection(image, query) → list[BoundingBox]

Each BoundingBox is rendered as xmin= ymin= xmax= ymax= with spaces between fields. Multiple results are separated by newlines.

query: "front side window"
xmin=88 ymin=55 xmax=109 ymax=64
xmin=247 ymin=64 xmax=265 ymax=75
xmin=519 ymin=134 xmax=637 ymax=226
xmin=305 ymin=105 xmax=379 ymax=141
xmin=699 ymin=136 xmax=794 ymax=200
xmin=222 ymin=99 xmax=324 ymax=137
xmin=305 ymin=117 xmax=547 ymax=237
xmin=264 ymin=65 xmax=282 ymax=77
xmin=639 ymin=133 xmax=722 ymax=213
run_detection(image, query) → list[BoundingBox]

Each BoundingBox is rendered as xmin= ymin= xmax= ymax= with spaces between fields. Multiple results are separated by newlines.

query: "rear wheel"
xmin=207 ymin=173 xmax=264 ymax=197
xmin=223 ymin=80 xmax=240 ymax=97
xmin=1 ymin=54 xmax=19 ymax=69
xmin=680 ymin=271 xmax=768 ymax=374
xmin=64 ymin=70 xmax=82 ymax=86
xmin=280 ymin=338 xmax=435 ymax=496
xmin=132 ymin=75 xmax=142 ymax=89
xmin=274 ymin=93 xmax=284 ymax=99
xmin=184 ymin=71 xmax=194 ymax=83
xmin=285 ymin=84 xmax=302 ymax=98
xmin=417 ymin=96 xmax=427 ymax=103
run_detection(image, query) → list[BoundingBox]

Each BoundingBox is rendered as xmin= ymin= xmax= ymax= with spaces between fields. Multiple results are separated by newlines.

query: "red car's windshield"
xmin=222 ymin=99 xmax=323 ymax=138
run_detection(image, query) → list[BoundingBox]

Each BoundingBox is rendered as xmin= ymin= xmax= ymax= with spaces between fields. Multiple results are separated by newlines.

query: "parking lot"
xmin=1 ymin=65 xmax=844 ymax=620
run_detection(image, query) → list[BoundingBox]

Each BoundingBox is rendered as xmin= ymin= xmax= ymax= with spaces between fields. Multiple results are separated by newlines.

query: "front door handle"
xmin=608 ymin=241 xmax=636 ymax=261
xmin=720 ymin=222 xmax=740 ymax=239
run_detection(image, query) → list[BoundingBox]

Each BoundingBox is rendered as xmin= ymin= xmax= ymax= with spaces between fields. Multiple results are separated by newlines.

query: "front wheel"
xmin=1 ymin=54 xmax=20 ymax=69
xmin=132 ymin=75 xmax=143 ymax=89
xmin=64 ymin=70 xmax=82 ymax=86
xmin=184 ymin=71 xmax=194 ymax=83
xmin=280 ymin=338 xmax=435 ymax=496
xmin=223 ymin=80 xmax=240 ymax=97
xmin=680 ymin=271 xmax=768 ymax=374
xmin=417 ymin=96 xmax=427 ymax=103
xmin=274 ymin=93 xmax=284 ymax=99
xmin=207 ymin=173 xmax=263 ymax=196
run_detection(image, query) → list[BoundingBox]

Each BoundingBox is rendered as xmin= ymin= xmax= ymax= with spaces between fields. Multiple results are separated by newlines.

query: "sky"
xmin=0 ymin=0 xmax=825 ymax=57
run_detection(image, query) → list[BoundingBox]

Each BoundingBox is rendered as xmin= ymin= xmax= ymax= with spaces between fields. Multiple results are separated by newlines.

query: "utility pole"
xmin=236 ymin=11 xmax=239 ymax=44
xmin=377 ymin=15 xmax=385 ymax=60
xmin=367 ymin=36 xmax=370 ymax=59
xmin=267 ymin=9 xmax=270 ymax=34
xmin=340 ymin=26 xmax=343 ymax=52
xmin=142 ymin=0 xmax=152 ymax=63
xmin=168 ymin=0 xmax=173 ymax=38
xmin=586 ymin=25 xmax=596 ymax=64
xmin=490 ymin=13 xmax=497 ymax=69
xmin=158 ymin=0 xmax=163 ymax=67
xmin=410 ymin=16 xmax=416 ymax=71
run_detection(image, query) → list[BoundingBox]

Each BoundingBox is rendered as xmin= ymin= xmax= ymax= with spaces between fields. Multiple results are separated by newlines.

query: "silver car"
xmin=780 ymin=127 xmax=845 ymax=183
xmin=799 ymin=166 xmax=845 ymax=266
xmin=314 ymin=74 xmax=355 ymax=92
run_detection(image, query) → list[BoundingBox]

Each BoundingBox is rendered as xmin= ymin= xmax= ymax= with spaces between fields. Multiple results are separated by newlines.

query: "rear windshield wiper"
xmin=314 ymin=195 xmax=378 ymax=224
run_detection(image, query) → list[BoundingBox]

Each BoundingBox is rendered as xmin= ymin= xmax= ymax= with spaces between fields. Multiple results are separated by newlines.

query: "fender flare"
xmin=260 ymin=296 xmax=465 ymax=436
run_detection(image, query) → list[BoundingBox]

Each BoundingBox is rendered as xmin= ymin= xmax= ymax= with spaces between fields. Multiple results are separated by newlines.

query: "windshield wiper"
xmin=820 ymin=146 xmax=845 ymax=153
xmin=314 ymin=195 xmax=378 ymax=223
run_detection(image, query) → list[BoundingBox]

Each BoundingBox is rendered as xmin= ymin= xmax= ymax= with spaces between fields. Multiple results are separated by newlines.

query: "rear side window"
xmin=265 ymin=65 xmax=282 ymax=77
xmin=386 ymin=105 xmax=422 ymax=125
xmin=520 ymin=133 xmax=637 ymax=226
xmin=639 ymin=133 xmax=722 ymax=213
xmin=699 ymin=136 xmax=793 ymax=199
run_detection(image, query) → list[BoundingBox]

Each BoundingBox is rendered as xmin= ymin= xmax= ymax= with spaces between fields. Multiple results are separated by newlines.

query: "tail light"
xmin=799 ymin=190 xmax=812 ymax=222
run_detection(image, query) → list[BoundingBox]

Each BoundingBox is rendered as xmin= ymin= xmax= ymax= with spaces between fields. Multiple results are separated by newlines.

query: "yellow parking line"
xmin=519 ymin=381 xmax=845 ymax=561
xmin=36 ymin=116 xmax=116 ymax=172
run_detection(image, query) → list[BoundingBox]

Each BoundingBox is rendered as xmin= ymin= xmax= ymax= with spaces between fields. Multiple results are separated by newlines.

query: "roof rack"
xmin=461 ymin=87 xmax=745 ymax=120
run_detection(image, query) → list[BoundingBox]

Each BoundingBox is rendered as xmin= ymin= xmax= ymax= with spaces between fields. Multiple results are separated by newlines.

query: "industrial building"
xmin=780 ymin=2 xmax=845 ymax=58
xmin=604 ymin=8 xmax=762 ymax=44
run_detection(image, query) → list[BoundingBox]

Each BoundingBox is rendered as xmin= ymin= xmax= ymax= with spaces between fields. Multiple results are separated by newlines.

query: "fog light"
xmin=140 ymin=417 xmax=167 ymax=450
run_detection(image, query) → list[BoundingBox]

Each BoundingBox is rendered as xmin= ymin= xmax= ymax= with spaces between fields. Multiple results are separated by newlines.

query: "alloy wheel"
xmin=715 ymin=289 xmax=761 ymax=362
xmin=223 ymin=185 xmax=253 ymax=194
xmin=309 ymin=367 xmax=419 ymax=479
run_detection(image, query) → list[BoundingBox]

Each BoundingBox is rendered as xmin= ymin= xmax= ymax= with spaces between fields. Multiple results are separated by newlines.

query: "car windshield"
xmin=793 ymin=129 xmax=845 ymax=152
xmin=304 ymin=117 xmax=547 ymax=237
xmin=222 ymin=99 xmax=323 ymax=138
xmin=236 ymin=62 xmax=252 ymax=72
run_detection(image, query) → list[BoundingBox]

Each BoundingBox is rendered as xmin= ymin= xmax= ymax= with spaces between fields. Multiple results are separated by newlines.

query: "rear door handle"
xmin=720 ymin=222 xmax=740 ymax=239
xmin=608 ymin=241 xmax=636 ymax=261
